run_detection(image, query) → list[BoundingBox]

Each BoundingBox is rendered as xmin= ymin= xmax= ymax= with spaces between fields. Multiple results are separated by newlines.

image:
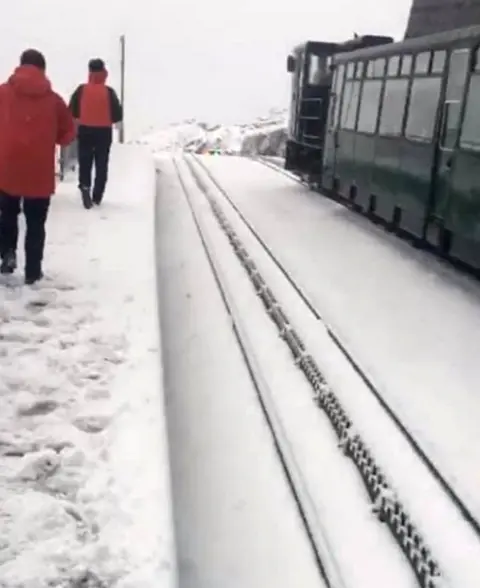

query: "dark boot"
xmin=0 ymin=250 xmax=17 ymax=274
xmin=80 ymin=186 xmax=92 ymax=209
xmin=25 ymin=269 xmax=43 ymax=285
xmin=92 ymin=192 xmax=103 ymax=206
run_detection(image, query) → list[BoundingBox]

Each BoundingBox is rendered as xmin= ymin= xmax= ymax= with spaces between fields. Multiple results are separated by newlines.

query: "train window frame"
xmin=401 ymin=55 xmax=412 ymax=76
xmin=387 ymin=56 xmax=400 ymax=77
xmin=373 ymin=58 xmax=386 ymax=78
xmin=332 ymin=65 xmax=346 ymax=128
xmin=357 ymin=79 xmax=383 ymax=134
xmin=460 ymin=73 xmax=480 ymax=151
xmin=347 ymin=63 xmax=355 ymax=79
xmin=474 ymin=46 xmax=480 ymax=72
xmin=431 ymin=50 xmax=446 ymax=74
xmin=378 ymin=77 xmax=409 ymax=137
xmin=356 ymin=61 xmax=364 ymax=79
xmin=335 ymin=64 xmax=345 ymax=95
xmin=405 ymin=76 xmax=442 ymax=143
xmin=340 ymin=79 xmax=361 ymax=131
xmin=414 ymin=51 xmax=431 ymax=74
xmin=446 ymin=48 xmax=470 ymax=102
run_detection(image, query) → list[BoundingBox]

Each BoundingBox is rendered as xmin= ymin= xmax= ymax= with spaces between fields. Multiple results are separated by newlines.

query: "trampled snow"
xmin=0 ymin=145 xmax=175 ymax=588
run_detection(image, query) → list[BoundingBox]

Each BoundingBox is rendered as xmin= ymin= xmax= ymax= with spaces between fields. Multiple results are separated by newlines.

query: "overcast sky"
xmin=0 ymin=0 xmax=412 ymax=137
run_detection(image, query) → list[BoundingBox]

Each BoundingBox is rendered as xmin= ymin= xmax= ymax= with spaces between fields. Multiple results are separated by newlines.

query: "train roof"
xmin=292 ymin=40 xmax=338 ymax=54
xmin=333 ymin=24 xmax=480 ymax=63
xmin=292 ymin=36 xmax=394 ymax=56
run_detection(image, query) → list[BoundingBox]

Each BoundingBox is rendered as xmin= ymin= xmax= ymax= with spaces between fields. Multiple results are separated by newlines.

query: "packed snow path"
xmin=155 ymin=157 xmax=327 ymax=588
xmin=0 ymin=145 xmax=175 ymax=588
xmin=197 ymin=154 xmax=480 ymax=527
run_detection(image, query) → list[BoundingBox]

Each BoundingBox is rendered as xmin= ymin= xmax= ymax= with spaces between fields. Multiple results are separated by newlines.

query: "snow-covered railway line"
xmin=182 ymin=153 xmax=480 ymax=588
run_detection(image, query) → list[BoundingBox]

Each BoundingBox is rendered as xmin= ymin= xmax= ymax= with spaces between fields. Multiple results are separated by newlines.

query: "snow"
xmin=196 ymin=153 xmax=480 ymax=530
xmin=165 ymin=155 xmax=419 ymax=588
xmin=0 ymin=145 xmax=176 ymax=588
xmin=189 ymin=154 xmax=480 ymax=586
xmin=155 ymin=157 xmax=326 ymax=588
xmin=135 ymin=109 xmax=287 ymax=156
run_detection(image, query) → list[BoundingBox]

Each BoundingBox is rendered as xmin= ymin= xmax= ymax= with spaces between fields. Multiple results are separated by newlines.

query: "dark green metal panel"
xmin=446 ymin=150 xmax=480 ymax=239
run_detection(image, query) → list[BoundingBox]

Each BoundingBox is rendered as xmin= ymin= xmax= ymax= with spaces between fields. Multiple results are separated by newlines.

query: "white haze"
xmin=0 ymin=0 xmax=412 ymax=137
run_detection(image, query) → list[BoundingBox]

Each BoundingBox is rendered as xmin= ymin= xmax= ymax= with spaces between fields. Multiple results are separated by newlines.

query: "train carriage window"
xmin=405 ymin=77 xmax=442 ymax=142
xmin=347 ymin=63 xmax=355 ymax=78
xmin=441 ymin=101 xmax=462 ymax=150
xmin=356 ymin=62 xmax=364 ymax=79
xmin=415 ymin=52 xmax=431 ymax=74
xmin=335 ymin=64 xmax=345 ymax=95
xmin=379 ymin=78 xmax=409 ymax=136
xmin=401 ymin=55 xmax=412 ymax=76
xmin=474 ymin=47 xmax=480 ymax=72
xmin=388 ymin=56 xmax=400 ymax=77
xmin=340 ymin=80 xmax=361 ymax=130
xmin=333 ymin=65 xmax=346 ymax=128
xmin=460 ymin=75 xmax=480 ymax=150
xmin=446 ymin=49 xmax=469 ymax=101
xmin=308 ymin=54 xmax=325 ymax=85
xmin=367 ymin=61 xmax=374 ymax=78
xmin=432 ymin=50 xmax=446 ymax=74
xmin=357 ymin=80 xmax=383 ymax=133
xmin=374 ymin=58 xmax=386 ymax=77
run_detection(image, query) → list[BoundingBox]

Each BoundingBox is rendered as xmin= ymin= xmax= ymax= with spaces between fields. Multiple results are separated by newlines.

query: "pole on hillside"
xmin=119 ymin=34 xmax=126 ymax=143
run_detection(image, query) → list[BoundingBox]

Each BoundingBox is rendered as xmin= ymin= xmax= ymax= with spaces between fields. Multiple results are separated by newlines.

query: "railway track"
xmin=173 ymin=152 xmax=480 ymax=588
xmin=200 ymin=154 xmax=480 ymax=536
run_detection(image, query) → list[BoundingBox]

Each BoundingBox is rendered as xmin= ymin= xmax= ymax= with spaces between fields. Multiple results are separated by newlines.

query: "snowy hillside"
xmin=133 ymin=108 xmax=288 ymax=157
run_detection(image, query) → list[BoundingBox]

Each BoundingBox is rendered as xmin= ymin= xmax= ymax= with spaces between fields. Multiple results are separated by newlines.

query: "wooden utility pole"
xmin=119 ymin=34 xmax=126 ymax=143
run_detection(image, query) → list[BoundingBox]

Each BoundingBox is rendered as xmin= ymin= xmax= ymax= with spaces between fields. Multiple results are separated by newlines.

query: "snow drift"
xmin=133 ymin=108 xmax=287 ymax=157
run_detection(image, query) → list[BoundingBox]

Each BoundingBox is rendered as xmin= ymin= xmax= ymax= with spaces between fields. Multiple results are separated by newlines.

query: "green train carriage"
xmin=286 ymin=25 xmax=480 ymax=271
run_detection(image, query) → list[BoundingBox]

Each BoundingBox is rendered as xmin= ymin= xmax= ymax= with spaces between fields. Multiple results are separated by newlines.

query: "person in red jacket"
xmin=0 ymin=49 xmax=76 ymax=284
xmin=69 ymin=59 xmax=122 ymax=209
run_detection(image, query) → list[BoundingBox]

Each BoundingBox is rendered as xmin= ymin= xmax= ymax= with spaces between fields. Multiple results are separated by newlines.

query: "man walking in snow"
xmin=68 ymin=58 xmax=123 ymax=209
xmin=0 ymin=49 xmax=76 ymax=284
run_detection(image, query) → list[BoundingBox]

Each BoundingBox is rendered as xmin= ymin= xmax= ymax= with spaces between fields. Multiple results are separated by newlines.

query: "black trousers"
xmin=0 ymin=193 xmax=50 ymax=275
xmin=77 ymin=126 xmax=112 ymax=201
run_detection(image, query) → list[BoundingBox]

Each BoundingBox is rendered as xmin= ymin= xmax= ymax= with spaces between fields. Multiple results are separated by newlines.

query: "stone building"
xmin=405 ymin=0 xmax=480 ymax=38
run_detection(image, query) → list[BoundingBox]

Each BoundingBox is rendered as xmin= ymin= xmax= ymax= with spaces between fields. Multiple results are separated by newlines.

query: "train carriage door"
xmin=429 ymin=49 xmax=469 ymax=232
xmin=322 ymin=63 xmax=345 ymax=191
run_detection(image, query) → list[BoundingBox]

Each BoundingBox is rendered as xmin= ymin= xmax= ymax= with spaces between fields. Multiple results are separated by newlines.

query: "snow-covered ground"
xmin=156 ymin=156 xmax=327 ymax=588
xmin=0 ymin=145 xmax=176 ymax=588
xmin=134 ymin=109 xmax=287 ymax=157
xmin=196 ymin=154 xmax=480 ymax=532
xmin=186 ymin=154 xmax=480 ymax=587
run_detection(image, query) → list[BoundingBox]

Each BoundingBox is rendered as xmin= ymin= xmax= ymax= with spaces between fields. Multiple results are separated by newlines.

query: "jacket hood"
xmin=8 ymin=65 xmax=51 ymax=97
xmin=88 ymin=70 xmax=108 ymax=84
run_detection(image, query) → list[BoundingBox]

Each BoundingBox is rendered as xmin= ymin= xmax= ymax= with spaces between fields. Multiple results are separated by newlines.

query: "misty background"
xmin=1 ymin=0 xmax=412 ymax=138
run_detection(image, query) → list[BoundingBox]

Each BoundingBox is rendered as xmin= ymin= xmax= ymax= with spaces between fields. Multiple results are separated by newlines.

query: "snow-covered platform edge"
xmin=103 ymin=145 xmax=178 ymax=588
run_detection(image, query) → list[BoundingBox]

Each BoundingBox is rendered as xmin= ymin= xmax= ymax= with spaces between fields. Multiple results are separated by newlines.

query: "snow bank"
xmin=134 ymin=108 xmax=287 ymax=157
xmin=0 ymin=145 xmax=176 ymax=588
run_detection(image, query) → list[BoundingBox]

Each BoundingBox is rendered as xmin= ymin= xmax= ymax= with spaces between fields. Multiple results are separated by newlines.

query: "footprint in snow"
xmin=72 ymin=413 xmax=110 ymax=434
xmin=17 ymin=397 xmax=59 ymax=417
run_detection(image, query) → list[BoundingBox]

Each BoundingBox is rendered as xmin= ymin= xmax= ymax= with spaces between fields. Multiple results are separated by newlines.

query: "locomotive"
xmin=285 ymin=26 xmax=480 ymax=271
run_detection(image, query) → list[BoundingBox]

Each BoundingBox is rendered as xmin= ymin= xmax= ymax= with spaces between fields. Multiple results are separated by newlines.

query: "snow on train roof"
xmin=333 ymin=23 xmax=480 ymax=63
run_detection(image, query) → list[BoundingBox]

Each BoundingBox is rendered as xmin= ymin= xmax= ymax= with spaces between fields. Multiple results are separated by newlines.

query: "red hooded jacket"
xmin=0 ymin=65 xmax=75 ymax=198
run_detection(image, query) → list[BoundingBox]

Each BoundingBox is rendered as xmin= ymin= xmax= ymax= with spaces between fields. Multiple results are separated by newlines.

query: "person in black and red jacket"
xmin=69 ymin=59 xmax=123 ymax=209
